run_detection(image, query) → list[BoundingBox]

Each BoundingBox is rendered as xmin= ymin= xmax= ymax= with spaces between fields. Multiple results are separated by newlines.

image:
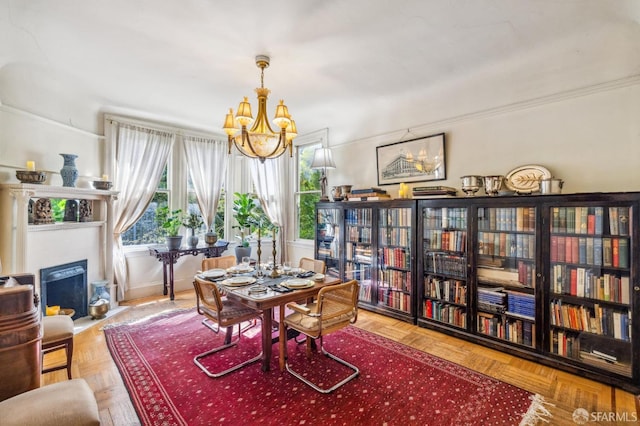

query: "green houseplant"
xmin=183 ymin=212 xmax=204 ymax=248
xmin=232 ymin=192 xmax=257 ymax=262
xmin=156 ymin=206 xmax=184 ymax=250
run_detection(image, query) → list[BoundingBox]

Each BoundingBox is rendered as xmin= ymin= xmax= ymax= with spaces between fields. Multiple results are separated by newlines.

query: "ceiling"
xmin=1 ymin=0 xmax=639 ymax=144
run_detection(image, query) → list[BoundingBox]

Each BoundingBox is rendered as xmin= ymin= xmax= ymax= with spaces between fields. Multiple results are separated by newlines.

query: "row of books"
xmin=347 ymin=187 xmax=391 ymax=201
xmin=379 ymin=227 xmax=410 ymax=247
xmin=423 ymin=229 xmax=466 ymax=252
xmin=423 ymin=207 xmax=467 ymax=230
xmin=477 ymin=232 xmax=535 ymax=260
xmin=344 ymin=208 xmax=372 ymax=226
xmin=345 ymin=243 xmax=371 ymax=263
xmin=551 ymin=206 xmax=604 ymax=235
xmin=505 ymin=290 xmax=535 ymax=319
xmin=424 ymin=276 xmax=467 ymax=305
xmin=380 ymin=207 xmax=411 ymax=227
xmin=424 ymin=301 xmax=466 ymax=328
xmin=347 ymin=225 xmax=372 ymax=243
xmin=379 ymin=246 xmax=410 ymax=269
xmin=377 ymin=287 xmax=410 ymax=312
xmin=550 ymin=235 xmax=629 ymax=268
xmin=549 ymin=299 xmax=631 ymax=341
xmin=377 ymin=269 xmax=411 ymax=292
xmin=412 ymin=186 xmax=457 ymax=197
xmin=608 ymin=207 xmax=630 ymax=236
xmin=477 ymin=313 xmax=535 ymax=347
xmin=345 ymin=263 xmax=372 ymax=281
xmin=550 ymin=331 xmax=632 ymax=375
xmin=358 ymin=281 xmax=373 ymax=303
xmin=477 ymin=207 xmax=536 ymax=232
xmin=423 ymin=252 xmax=466 ymax=278
xmin=550 ymin=265 xmax=630 ymax=304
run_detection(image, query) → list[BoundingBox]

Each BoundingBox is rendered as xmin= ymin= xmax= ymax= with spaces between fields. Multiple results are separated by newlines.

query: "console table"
xmin=149 ymin=241 xmax=229 ymax=300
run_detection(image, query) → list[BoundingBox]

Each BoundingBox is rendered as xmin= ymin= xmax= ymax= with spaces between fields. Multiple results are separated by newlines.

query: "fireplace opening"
xmin=40 ymin=259 xmax=88 ymax=320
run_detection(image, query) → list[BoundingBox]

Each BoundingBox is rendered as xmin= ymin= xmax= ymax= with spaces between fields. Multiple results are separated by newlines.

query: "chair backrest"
xmin=193 ymin=276 xmax=224 ymax=315
xmin=315 ymin=280 xmax=359 ymax=334
xmin=201 ymin=255 xmax=236 ymax=272
xmin=299 ymin=257 xmax=326 ymax=274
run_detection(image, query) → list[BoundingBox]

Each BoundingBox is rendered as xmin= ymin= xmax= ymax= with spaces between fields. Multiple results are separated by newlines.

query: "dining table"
xmin=206 ymin=270 xmax=341 ymax=372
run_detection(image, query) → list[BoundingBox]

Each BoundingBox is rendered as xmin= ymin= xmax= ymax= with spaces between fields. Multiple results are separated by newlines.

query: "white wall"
xmin=328 ymin=82 xmax=640 ymax=196
xmin=1 ymin=80 xmax=638 ymax=301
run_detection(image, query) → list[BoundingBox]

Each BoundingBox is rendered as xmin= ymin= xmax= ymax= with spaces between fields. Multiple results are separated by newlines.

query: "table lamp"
xmin=311 ymin=148 xmax=336 ymax=202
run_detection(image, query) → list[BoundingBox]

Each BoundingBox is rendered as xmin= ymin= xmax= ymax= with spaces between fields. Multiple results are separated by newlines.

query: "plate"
xmin=201 ymin=268 xmax=226 ymax=279
xmin=313 ymin=273 xmax=325 ymax=281
xmin=221 ymin=276 xmax=257 ymax=287
xmin=227 ymin=265 xmax=254 ymax=274
xmin=504 ymin=165 xmax=551 ymax=194
xmin=282 ymin=278 xmax=314 ymax=289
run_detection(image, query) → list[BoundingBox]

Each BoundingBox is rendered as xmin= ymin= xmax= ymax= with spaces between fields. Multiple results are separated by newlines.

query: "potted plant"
xmin=183 ymin=212 xmax=204 ymax=248
xmin=232 ymin=192 xmax=258 ymax=263
xmin=156 ymin=206 xmax=184 ymax=250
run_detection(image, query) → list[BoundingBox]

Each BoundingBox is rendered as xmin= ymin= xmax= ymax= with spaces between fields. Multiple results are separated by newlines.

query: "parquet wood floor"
xmin=42 ymin=290 xmax=639 ymax=425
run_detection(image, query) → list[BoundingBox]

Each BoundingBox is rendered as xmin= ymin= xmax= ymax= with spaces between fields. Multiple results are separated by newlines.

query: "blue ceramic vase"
xmin=60 ymin=153 xmax=78 ymax=187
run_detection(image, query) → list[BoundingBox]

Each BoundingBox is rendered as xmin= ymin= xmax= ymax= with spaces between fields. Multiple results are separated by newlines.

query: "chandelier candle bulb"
xmin=26 ymin=161 xmax=35 ymax=171
xmin=102 ymin=174 xmax=108 ymax=181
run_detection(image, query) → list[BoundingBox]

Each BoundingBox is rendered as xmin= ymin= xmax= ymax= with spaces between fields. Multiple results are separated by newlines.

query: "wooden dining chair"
xmin=200 ymin=255 xmax=236 ymax=272
xmin=192 ymin=276 xmax=263 ymax=378
xmin=298 ymin=257 xmax=326 ymax=274
xmin=283 ymin=279 xmax=360 ymax=393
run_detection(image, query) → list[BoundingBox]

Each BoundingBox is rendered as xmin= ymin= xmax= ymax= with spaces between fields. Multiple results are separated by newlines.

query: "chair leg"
xmin=65 ymin=338 xmax=73 ymax=380
xmin=285 ymin=336 xmax=359 ymax=394
xmin=193 ymin=322 xmax=263 ymax=378
xmin=42 ymin=338 xmax=73 ymax=380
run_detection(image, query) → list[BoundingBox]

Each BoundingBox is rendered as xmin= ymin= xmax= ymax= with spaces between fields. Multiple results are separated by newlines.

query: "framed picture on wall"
xmin=376 ymin=132 xmax=446 ymax=185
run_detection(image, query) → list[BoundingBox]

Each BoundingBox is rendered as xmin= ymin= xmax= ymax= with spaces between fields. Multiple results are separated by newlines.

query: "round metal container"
xmin=540 ymin=178 xmax=563 ymax=194
xmin=461 ymin=175 xmax=483 ymax=196
xmin=483 ymin=175 xmax=504 ymax=196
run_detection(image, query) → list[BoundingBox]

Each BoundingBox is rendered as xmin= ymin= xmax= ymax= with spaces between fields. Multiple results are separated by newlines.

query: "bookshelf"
xmin=547 ymin=203 xmax=633 ymax=379
xmin=315 ymin=207 xmax=341 ymax=279
xmin=314 ymin=193 xmax=640 ymax=392
xmin=418 ymin=202 xmax=469 ymax=331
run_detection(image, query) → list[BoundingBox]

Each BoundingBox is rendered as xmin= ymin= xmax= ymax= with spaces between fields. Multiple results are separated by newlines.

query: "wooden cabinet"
xmin=315 ymin=192 xmax=640 ymax=392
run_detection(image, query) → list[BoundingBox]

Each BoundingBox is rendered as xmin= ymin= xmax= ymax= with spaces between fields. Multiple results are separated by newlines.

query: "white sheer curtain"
xmin=249 ymin=156 xmax=289 ymax=263
xmin=182 ymin=136 xmax=228 ymax=230
xmin=112 ymin=123 xmax=174 ymax=299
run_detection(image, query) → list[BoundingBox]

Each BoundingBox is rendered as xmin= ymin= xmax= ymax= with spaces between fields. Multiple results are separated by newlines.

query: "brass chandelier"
xmin=223 ymin=55 xmax=297 ymax=162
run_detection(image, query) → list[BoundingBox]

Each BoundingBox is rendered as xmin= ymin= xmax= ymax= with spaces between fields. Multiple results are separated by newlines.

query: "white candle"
xmin=26 ymin=161 xmax=35 ymax=171
xmin=102 ymin=174 xmax=108 ymax=181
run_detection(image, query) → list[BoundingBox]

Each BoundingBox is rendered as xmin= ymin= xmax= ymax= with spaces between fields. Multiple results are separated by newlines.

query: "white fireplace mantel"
xmin=0 ymin=183 xmax=118 ymax=304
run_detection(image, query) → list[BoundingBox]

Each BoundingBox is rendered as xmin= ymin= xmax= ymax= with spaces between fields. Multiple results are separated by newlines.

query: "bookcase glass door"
xmin=421 ymin=206 xmax=468 ymax=329
xmin=316 ymin=207 xmax=341 ymax=278
xmin=548 ymin=204 xmax=632 ymax=377
xmin=476 ymin=206 xmax=537 ymax=348
xmin=344 ymin=207 xmax=374 ymax=306
xmin=377 ymin=207 xmax=412 ymax=314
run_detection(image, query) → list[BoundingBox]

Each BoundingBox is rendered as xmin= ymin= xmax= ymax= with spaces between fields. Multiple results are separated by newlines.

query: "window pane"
xmin=121 ymin=192 xmax=169 ymax=245
xmin=158 ymin=167 xmax=168 ymax=190
xmin=298 ymin=192 xmax=320 ymax=240
xmin=298 ymin=143 xmax=322 ymax=191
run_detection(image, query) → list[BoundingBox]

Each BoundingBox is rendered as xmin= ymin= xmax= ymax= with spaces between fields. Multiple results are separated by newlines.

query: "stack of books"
xmin=412 ymin=186 xmax=457 ymax=198
xmin=347 ymin=187 xmax=391 ymax=201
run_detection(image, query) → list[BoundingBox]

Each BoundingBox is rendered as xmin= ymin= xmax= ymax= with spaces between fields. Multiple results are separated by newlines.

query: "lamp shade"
xmin=310 ymin=148 xmax=336 ymax=169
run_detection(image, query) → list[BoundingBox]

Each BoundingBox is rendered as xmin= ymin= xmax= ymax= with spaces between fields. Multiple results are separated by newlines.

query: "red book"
xmin=570 ymin=269 xmax=577 ymax=296
xmin=425 ymin=301 xmax=433 ymax=318
xmin=612 ymin=238 xmax=620 ymax=267
xmin=587 ymin=214 xmax=595 ymax=235
xmin=557 ymin=236 xmax=566 ymax=262
xmin=565 ymin=237 xmax=573 ymax=263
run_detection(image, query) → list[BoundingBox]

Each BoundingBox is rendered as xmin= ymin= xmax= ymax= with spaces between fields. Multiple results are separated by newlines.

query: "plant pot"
xmin=205 ymin=230 xmax=218 ymax=246
xmin=166 ymin=236 xmax=183 ymax=251
xmin=235 ymin=245 xmax=251 ymax=264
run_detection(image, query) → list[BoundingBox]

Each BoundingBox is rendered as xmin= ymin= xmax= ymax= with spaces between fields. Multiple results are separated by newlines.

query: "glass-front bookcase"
xmin=377 ymin=205 xmax=413 ymax=317
xmin=547 ymin=203 xmax=633 ymax=378
xmin=475 ymin=205 xmax=537 ymax=348
xmin=344 ymin=206 xmax=374 ymax=305
xmin=419 ymin=204 xmax=468 ymax=330
xmin=316 ymin=206 xmax=341 ymax=278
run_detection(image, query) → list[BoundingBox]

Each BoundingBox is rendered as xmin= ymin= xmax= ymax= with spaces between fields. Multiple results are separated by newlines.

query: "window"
xmin=187 ymin=174 xmax=226 ymax=240
xmin=121 ymin=166 xmax=169 ymax=245
xmin=295 ymin=142 xmax=322 ymax=240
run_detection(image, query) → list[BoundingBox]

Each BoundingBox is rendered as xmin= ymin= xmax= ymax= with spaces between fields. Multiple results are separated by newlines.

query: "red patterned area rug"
xmin=104 ymin=309 xmax=545 ymax=426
